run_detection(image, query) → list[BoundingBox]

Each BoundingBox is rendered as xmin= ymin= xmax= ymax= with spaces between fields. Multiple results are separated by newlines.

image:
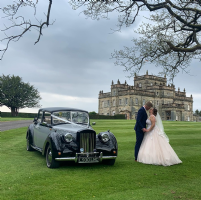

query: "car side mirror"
xmin=33 ymin=117 xmax=38 ymax=124
xmin=41 ymin=121 xmax=47 ymax=126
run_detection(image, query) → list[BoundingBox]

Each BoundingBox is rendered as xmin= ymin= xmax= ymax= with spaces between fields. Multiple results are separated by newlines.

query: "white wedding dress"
xmin=137 ymin=116 xmax=182 ymax=166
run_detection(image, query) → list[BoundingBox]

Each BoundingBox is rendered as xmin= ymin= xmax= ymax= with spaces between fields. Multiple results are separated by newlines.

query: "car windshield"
xmin=51 ymin=111 xmax=89 ymax=125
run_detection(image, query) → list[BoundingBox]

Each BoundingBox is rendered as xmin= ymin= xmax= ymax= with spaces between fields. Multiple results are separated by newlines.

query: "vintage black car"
xmin=26 ymin=107 xmax=118 ymax=168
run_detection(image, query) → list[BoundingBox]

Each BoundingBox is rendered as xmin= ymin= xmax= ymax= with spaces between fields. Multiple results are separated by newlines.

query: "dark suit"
xmin=134 ymin=106 xmax=148 ymax=160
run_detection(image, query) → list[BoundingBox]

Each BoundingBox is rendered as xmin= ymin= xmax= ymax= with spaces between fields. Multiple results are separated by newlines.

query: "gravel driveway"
xmin=0 ymin=120 xmax=33 ymax=131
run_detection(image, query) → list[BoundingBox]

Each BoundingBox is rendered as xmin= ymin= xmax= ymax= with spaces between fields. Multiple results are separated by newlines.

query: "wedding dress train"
xmin=137 ymin=118 xmax=182 ymax=166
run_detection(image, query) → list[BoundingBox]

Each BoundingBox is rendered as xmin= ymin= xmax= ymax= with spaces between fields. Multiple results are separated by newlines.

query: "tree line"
xmin=194 ymin=109 xmax=201 ymax=117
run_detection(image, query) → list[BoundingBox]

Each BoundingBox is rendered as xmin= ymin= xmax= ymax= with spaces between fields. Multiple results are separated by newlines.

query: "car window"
xmin=72 ymin=112 xmax=88 ymax=124
xmin=43 ymin=112 xmax=51 ymax=124
xmin=52 ymin=111 xmax=71 ymax=124
xmin=51 ymin=111 xmax=89 ymax=125
xmin=38 ymin=111 xmax=43 ymax=123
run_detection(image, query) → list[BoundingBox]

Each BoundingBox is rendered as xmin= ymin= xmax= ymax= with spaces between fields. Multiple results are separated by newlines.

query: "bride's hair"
xmin=153 ymin=108 xmax=157 ymax=116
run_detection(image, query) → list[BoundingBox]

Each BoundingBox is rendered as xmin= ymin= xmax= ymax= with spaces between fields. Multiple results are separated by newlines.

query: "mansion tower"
xmin=98 ymin=71 xmax=193 ymax=121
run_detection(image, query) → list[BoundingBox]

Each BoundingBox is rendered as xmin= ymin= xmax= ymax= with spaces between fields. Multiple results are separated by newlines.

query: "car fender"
xmin=42 ymin=131 xmax=62 ymax=157
xmin=96 ymin=131 xmax=118 ymax=153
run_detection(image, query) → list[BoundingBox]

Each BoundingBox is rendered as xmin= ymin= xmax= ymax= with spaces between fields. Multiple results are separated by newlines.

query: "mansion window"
xmin=125 ymin=98 xmax=128 ymax=105
xmin=157 ymin=101 xmax=159 ymax=106
xmin=112 ymin=111 xmax=115 ymax=116
xmin=102 ymin=101 xmax=104 ymax=108
xmin=188 ymin=104 xmax=190 ymax=110
xmin=113 ymin=100 xmax=115 ymax=106
xmin=143 ymin=99 xmax=145 ymax=105
xmin=107 ymin=100 xmax=110 ymax=107
xmin=139 ymin=83 xmax=142 ymax=87
xmin=156 ymin=92 xmax=159 ymax=96
xmin=113 ymin=90 xmax=116 ymax=96
xmin=119 ymin=99 xmax=122 ymax=105
xmin=135 ymin=98 xmax=138 ymax=105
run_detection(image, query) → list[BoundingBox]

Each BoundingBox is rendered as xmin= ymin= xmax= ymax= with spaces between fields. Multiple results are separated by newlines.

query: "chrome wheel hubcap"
xmin=47 ymin=148 xmax=52 ymax=164
xmin=27 ymin=138 xmax=29 ymax=150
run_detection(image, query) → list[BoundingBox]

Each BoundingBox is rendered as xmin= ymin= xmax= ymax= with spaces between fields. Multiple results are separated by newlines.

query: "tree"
xmin=0 ymin=74 xmax=41 ymax=116
xmin=0 ymin=0 xmax=53 ymax=60
xmin=195 ymin=109 xmax=201 ymax=116
xmin=1 ymin=0 xmax=201 ymax=80
xmin=70 ymin=0 xmax=201 ymax=81
xmin=89 ymin=111 xmax=97 ymax=115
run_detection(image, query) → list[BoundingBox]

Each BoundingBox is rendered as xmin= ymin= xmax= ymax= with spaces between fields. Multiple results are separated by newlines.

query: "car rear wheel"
xmin=103 ymin=159 xmax=116 ymax=165
xmin=46 ymin=145 xmax=59 ymax=168
xmin=26 ymin=136 xmax=34 ymax=151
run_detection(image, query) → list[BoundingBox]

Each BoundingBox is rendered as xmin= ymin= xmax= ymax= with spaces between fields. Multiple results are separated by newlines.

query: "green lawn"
xmin=0 ymin=117 xmax=33 ymax=122
xmin=0 ymin=120 xmax=201 ymax=200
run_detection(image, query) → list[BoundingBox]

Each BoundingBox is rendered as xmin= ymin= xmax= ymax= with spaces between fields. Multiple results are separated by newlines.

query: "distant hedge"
xmin=0 ymin=112 xmax=37 ymax=118
xmin=89 ymin=114 xmax=126 ymax=119
xmin=0 ymin=112 xmax=125 ymax=119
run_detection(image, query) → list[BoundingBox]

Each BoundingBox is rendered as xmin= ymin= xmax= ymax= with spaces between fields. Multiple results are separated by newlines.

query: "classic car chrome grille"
xmin=80 ymin=132 xmax=95 ymax=153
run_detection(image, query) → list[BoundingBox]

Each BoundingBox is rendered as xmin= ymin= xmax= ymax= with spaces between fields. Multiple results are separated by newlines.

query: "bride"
xmin=137 ymin=108 xmax=182 ymax=166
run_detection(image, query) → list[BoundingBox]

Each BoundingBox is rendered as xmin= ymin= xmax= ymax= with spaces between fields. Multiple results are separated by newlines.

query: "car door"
xmin=33 ymin=110 xmax=43 ymax=147
xmin=34 ymin=111 xmax=51 ymax=149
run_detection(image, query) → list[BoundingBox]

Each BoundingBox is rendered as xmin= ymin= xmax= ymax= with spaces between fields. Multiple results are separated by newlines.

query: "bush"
xmin=1 ymin=112 xmax=37 ymax=118
xmin=89 ymin=114 xmax=125 ymax=119
xmin=0 ymin=112 xmax=125 ymax=120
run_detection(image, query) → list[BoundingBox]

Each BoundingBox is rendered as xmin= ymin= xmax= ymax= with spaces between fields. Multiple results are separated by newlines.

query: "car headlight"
xmin=101 ymin=133 xmax=110 ymax=142
xmin=64 ymin=133 xmax=73 ymax=143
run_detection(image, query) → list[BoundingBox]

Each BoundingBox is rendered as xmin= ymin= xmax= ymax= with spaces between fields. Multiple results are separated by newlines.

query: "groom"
xmin=134 ymin=101 xmax=153 ymax=161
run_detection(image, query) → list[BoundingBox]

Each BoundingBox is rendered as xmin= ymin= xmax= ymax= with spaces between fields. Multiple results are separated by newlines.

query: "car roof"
xmin=38 ymin=107 xmax=88 ymax=113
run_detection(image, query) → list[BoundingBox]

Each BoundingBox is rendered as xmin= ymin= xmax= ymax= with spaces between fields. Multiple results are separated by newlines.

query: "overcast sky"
xmin=0 ymin=0 xmax=201 ymax=114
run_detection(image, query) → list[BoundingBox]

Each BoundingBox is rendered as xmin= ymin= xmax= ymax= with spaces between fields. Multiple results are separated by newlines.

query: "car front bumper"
xmin=55 ymin=152 xmax=117 ymax=163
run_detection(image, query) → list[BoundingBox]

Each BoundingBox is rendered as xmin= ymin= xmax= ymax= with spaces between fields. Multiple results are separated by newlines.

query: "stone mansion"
xmin=98 ymin=71 xmax=194 ymax=121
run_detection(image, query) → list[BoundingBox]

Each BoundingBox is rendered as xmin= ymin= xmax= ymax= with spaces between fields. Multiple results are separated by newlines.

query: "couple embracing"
xmin=134 ymin=101 xmax=182 ymax=166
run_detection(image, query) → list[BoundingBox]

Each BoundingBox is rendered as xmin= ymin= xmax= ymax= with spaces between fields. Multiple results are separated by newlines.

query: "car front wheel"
xmin=46 ymin=145 xmax=59 ymax=168
xmin=26 ymin=136 xmax=34 ymax=151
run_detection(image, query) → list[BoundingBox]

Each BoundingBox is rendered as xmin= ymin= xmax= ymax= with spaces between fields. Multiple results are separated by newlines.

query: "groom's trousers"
xmin=135 ymin=129 xmax=144 ymax=160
